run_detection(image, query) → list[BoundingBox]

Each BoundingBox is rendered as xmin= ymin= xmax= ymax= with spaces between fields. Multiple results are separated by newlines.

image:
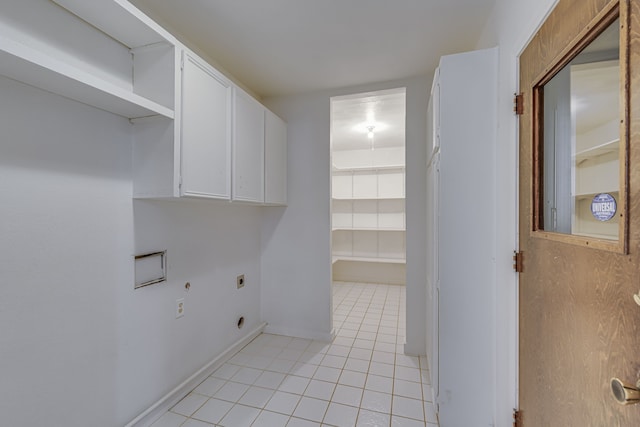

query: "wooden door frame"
xmin=512 ymin=0 xmax=562 ymax=415
xmin=528 ymin=2 xmax=629 ymax=253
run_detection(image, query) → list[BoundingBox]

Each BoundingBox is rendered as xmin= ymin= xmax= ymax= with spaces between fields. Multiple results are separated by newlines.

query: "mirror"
xmin=536 ymin=17 xmax=623 ymax=242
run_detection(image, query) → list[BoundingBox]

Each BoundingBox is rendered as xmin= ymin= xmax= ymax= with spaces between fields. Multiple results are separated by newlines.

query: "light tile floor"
xmin=152 ymin=282 xmax=439 ymax=427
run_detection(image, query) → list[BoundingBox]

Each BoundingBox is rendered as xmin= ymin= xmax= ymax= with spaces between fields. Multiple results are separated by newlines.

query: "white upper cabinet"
xmin=233 ymin=88 xmax=265 ymax=203
xmin=1 ymin=0 xmax=286 ymax=206
xmin=264 ymin=109 xmax=287 ymax=205
xmin=181 ymin=52 xmax=232 ymax=199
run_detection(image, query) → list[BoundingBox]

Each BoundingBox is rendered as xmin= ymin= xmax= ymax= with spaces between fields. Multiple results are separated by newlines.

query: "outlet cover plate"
xmin=237 ymin=274 xmax=245 ymax=289
xmin=176 ymin=298 xmax=185 ymax=318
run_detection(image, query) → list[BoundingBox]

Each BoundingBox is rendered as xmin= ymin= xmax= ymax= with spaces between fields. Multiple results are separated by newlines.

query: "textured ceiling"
xmin=129 ymin=0 xmax=497 ymax=98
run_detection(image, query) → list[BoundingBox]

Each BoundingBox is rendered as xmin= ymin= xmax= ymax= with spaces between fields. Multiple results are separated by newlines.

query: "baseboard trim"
xmin=125 ymin=322 xmax=267 ymax=427
xmin=263 ymin=324 xmax=334 ymax=342
xmin=404 ymin=342 xmax=426 ymax=357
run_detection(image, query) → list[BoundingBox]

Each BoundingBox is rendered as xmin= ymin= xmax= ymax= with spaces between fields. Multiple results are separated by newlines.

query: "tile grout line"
xmin=160 ymin=282 xmax=435 ymax=427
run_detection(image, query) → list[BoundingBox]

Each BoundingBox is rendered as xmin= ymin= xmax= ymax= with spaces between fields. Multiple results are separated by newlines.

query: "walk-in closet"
xmin=330 ymin=88 xmax=406 ymax=286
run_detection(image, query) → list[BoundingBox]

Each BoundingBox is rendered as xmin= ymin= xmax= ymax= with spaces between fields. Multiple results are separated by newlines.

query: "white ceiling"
xmin=129 ymin=0 xmax=497 ymax=98
xmin=331 ymin=88 xmax=406 ymax=152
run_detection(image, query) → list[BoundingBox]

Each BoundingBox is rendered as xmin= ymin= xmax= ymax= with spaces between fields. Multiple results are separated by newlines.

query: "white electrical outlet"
xmin=176 ymin=298 xmax=185 ymax=318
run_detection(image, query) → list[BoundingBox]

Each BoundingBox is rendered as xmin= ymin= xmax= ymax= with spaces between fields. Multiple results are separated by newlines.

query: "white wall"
xmin=260 ymin=91 xmax=333 ymax=340
xmin=124 ymin=200 xmax=262 ymax=423
xmin=0 ymin=77 xmax=264 ymax=426
xmin=474 ymin=0 xmax=559 ymax=425
xmin=261 ymin=75 xmax=428 ymax=352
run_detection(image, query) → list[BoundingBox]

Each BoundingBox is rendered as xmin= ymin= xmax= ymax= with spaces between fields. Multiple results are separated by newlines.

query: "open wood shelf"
xmin=332 ymin=227 xmax=405 ymax=232
xmin=0 ymin=0 xmax=177 ymax=120
xmin=0 ymin=35 xmax=174 ymax=119
xmin=332 ymin=196 xmax=405 ymax=201
xmin=332 ymin=164 xmax=405 ymax=172
xmin=52 ymin=0 xmax=173 ymax=48
xmin=332 ymin=256 xmax=406 ymax=265
xmin=575 ymin=138 xmax=619 ymax=164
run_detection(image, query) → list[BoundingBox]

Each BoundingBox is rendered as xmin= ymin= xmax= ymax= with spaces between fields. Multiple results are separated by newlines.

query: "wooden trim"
xmin=531 ymin=230 xmax=622 ymax=252
xmin=531 ymin=2 xmax=621 ymax=88
xmin=532 ymin=88 xmax=544 ymax=232
xmin=619 ymin=0 xmax=630 ymax=254
xmin=529 ymin=0 xmax=629 ymax=254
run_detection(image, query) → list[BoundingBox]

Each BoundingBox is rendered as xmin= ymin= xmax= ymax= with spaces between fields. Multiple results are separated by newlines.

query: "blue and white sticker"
xmin=591 ymin=193 xmax=617 ymax=221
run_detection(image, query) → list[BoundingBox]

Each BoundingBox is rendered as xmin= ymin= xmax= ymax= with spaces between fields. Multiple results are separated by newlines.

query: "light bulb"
xmin=366 ymin=125 xmax=375 ymax=139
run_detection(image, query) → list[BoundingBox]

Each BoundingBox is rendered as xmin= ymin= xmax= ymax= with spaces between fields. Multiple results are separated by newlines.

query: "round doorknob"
xmin=611 ymin=378 xmax=640 ymax=405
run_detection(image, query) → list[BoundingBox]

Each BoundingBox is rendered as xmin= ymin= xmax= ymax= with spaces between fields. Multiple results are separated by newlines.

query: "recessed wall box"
xmin=134 ymin=251 xmax=167 ymax=289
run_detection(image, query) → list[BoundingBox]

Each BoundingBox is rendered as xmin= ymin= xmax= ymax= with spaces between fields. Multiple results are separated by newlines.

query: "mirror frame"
xmin=531 ymin=0 xmax=629 ymax=253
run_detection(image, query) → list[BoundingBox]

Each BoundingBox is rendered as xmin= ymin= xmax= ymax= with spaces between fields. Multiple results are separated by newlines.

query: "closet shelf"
xmin=332 ymin=196 xmax=405 ymax=201
xmin=332 ymin=227 xmax=405 ymax=232
xmin=332 ymin=164 xmax=405 ymax=172
xmin=332 ymin=256 xmax=406 ymax=265
xmin=574 ymin=139 xmax=619 ymax=164
xmin=575 ymin=190 xmax=619 ymax=200
xmin=51 ymin=0 xmax=173 ymax=49
xmin=0 ymin=35 xmax=175 ymax=119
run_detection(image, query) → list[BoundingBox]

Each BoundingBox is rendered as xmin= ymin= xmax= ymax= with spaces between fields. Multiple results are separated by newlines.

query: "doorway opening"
xmin=330 ymin=87 xmax=407 ymax=330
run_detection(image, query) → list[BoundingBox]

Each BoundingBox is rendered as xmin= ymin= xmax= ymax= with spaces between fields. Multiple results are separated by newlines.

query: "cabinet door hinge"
xmin=514 ymin=93 xmax=524 ymax=115
xmin=513 ymin=250 xmax=524 ymax=273
xmin=513 ymin=409 xmax=522 ymax=427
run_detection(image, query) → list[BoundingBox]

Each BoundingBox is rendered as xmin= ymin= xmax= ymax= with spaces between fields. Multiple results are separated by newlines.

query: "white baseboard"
xmin=263 ymin=324 xmax=335 ymax=342
xmin=404 ymin=342 xmax=426 ymax=357
xmin=125 ymin=322 xmax=267 ymax=427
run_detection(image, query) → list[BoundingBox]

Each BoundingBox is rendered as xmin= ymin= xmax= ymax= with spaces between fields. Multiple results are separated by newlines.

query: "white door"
xmin=425 ymin=75 xmax=440 ymax=406
xmin=233 ymin=88 xmax=264 ymax=203
xmin=180 ymin=51 xmax=232 ymax=199
xmin=435 ymin=47 xmax=497 ymax=426
xmin=426 ymin=150 xmax=440 ymax=405
xmin=264 ymin=109 xmax=287 ymax=205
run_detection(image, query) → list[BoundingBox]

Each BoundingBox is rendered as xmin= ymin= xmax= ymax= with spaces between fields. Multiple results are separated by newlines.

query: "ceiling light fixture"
xmin=352 ymin=121 xmax=388 ymax=134
xmin=366 ymin=125 xmax=375 ymax=151
xmin=367 ymin=125 xmax=375 ymax=139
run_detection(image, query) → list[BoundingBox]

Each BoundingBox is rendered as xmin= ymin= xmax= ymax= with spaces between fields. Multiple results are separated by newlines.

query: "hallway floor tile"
xmin=152 ymin=282 xmax=439 ymax=426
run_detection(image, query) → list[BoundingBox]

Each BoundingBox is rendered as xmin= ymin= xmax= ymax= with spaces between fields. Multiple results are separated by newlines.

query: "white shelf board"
xmin=332 ymin=227 xmax=405 ymax=232
xmin=332 ymin=196 xmax=405 ymax=201
xmin=332 ymin=256 xmax=406 ymax=264
xmin=52 ymin=0 xmax=173 ymax=48
xmin=575 ymin=190 xmax=619 ymax=200
xmin=575 ymin=139 xmax=619 ymax=164
xmin=332 ymin=164 xmax=405 ymax=172
xmin=0 ymin=35 xmax=174 ymax=119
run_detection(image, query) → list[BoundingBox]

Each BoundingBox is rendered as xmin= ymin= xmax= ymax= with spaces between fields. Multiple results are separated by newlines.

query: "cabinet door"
xmin=180 ymin=51 xmax=231 ymax=199
xmin=265 ymin=109 xmax=287 ymax=205
xmin=233 ymin=88 xmax=264 ymax=203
